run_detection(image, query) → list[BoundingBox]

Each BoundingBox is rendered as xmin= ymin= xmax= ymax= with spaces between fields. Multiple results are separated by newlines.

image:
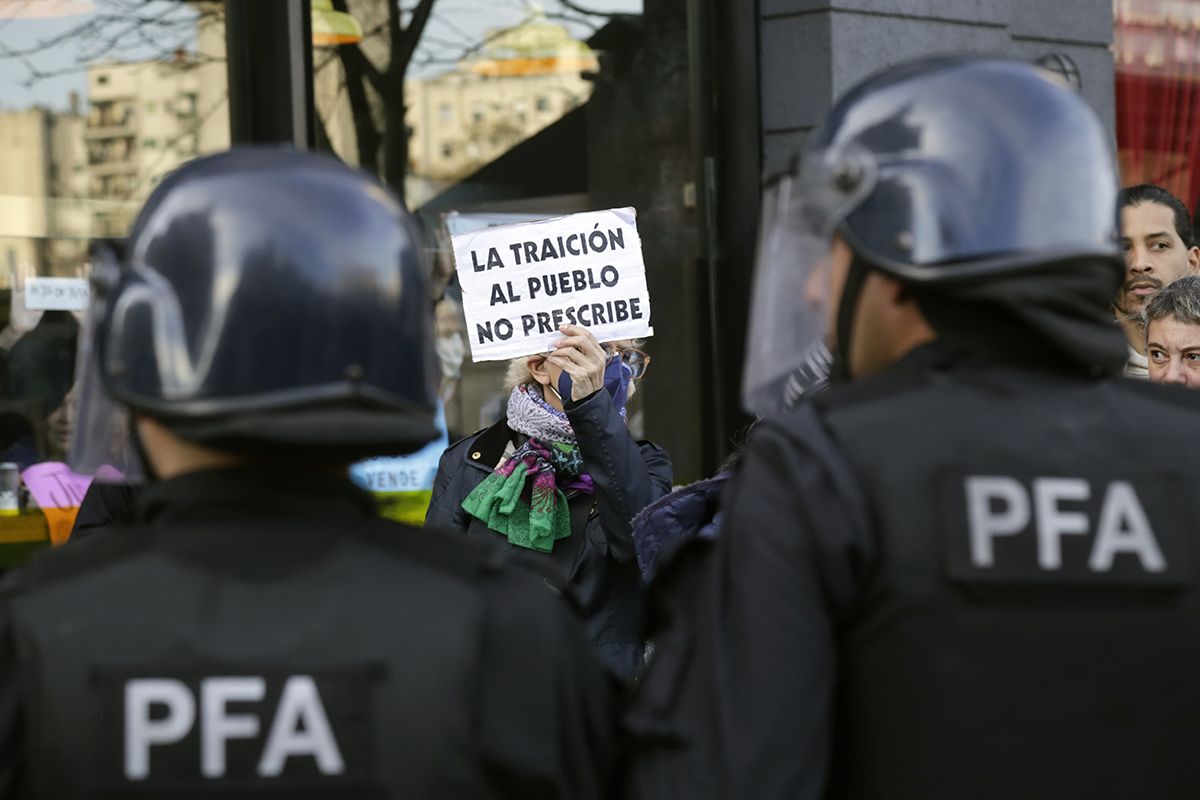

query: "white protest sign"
xmin=444 ymin=211 xmax=550 ymax=237
xmin=24 ymin=277 xmax=90 ymax=311
xmin=451 ymin=207 xmax=653 ymax=362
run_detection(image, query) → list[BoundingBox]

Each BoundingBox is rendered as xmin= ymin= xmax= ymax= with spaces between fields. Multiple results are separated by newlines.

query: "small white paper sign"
xmin=24 ymin=277 xmax=90 ymax=311
xmin=451 ymin=207 xmax=653 ymax=362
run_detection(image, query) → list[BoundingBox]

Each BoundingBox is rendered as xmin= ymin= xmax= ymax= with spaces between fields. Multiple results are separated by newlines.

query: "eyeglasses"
xmin=606 ymin=346 xmax=651 ymax=380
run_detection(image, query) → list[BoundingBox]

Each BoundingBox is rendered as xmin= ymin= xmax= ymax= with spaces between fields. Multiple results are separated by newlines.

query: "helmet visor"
xmin=741 ymin=144 xmax=876 ymax=416
xmin=68 ymin=246 xmax=143 ymax=483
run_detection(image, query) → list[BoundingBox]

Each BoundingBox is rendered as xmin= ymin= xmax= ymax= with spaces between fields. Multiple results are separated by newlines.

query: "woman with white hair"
xmin=426 ymin=323 xmax=672 ymax=680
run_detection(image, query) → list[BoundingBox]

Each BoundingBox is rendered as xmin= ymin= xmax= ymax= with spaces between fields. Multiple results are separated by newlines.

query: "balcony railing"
xmin=88 ymin=160 xmax=138 ymax=178
xmin=85 ymin=121 xmax=135 ymax=139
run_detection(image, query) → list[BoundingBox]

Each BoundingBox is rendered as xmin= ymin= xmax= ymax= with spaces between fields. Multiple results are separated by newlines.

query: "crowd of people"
xmin=1116 ymin=183 xmax=1200 ymax=383
xmin=2 ymin=54 xmax=1200 ymax=799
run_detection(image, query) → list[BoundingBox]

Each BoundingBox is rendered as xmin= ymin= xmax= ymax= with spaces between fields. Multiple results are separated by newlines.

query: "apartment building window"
xmin=439 ymin=103 xmax=453 ymax=123
xmin=536 ymin=96 xmax=550 ymax=112
xmin=471 ymin=103 xmax=485 ymax=123
xmin=142 ymin=138 xmax=157 ymax=149
xmin=441 ymin=141 xmax=454 ymax=158
xmin=178 ymin=93 xmax=198 ymax=117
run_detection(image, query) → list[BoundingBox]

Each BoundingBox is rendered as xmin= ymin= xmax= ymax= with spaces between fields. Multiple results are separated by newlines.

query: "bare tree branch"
xmin=540 ymin=10 xmax=603 ymax=30
xmin=314 ymin=108 xmax=334 ymax=154
xmin=0 ymin=0 xmax=210 ymax=88
xmin=328 ymin=1 xmax=383 ymax=175
xmin=387 ymin=0 xmax=404 ymax=65
xmin=413 ymin=17 xmax=537 ymax=70
xmin=558 ymin=0 xmax=630 ymax=17
xmin=329 ymin=0 xmax=386 ymax=94
xmin=338 ymin=39 xmax=386 ymax=94
xmin=393 ymin=0 xmax=437 ymax=75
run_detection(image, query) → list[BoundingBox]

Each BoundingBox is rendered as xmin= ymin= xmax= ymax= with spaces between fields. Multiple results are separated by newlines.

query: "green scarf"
xmin=461 ymin=385 xmax=594 ymax=552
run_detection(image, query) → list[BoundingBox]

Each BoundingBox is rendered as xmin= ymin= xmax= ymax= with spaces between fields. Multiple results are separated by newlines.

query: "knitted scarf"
xmin=461 ymin=384 xmax=594 ymax=552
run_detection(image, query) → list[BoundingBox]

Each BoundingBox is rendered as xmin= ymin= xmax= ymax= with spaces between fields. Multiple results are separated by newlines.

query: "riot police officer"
xmin=0 ymin=148 xmax=613 ymax=798
xmin=626 ymin=56 xmax=1200 ymax=799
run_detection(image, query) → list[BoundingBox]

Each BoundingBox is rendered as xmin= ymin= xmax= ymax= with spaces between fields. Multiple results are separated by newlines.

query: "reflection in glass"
xmin=0 ymin=2 xmax=231 ymax=549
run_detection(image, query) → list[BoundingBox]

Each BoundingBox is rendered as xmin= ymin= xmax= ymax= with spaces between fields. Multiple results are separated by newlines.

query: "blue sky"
xmin=0 ymin=0 xmax=641 ymax=112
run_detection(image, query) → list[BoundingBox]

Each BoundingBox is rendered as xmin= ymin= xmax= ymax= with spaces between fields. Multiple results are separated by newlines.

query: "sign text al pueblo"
xmin=451 ymin=207 xmax=653 ymax=362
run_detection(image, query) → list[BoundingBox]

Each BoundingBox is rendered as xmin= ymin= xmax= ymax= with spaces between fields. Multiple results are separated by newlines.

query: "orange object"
xmin=41 ymin=506 xmax=80 ymax=546
xmin=469 ymin=55 xmax=598 ymax=78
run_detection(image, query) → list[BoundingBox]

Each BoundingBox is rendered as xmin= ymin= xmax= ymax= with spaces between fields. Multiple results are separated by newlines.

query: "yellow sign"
xmin=469 ymin=55 xmax=598 ymax=78
xmin=312 ymin=0 xmax=363 ymax=47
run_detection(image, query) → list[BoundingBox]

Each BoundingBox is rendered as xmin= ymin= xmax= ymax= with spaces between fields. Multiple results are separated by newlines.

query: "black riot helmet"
xmin=76 ymin=147 xmax=438 ymax=465
xmin=743 ymin=56 xmax=1126 ymax=414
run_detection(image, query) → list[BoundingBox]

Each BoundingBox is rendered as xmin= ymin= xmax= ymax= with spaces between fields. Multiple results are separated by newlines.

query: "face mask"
xmin=555 ymin=370 xmax=573 ymax=403
xmin=436 ymin=332 xmax=465 ymax=380
xmin=604 ymin=355 xmax=633 ymax=420
xmin=554 ymin=355 xmax=634 ymax=419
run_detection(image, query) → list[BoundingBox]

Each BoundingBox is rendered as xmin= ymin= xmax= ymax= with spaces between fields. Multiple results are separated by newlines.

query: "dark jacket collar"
xmin=462 ymin=419 xmax=521 ymax=474
xmin=135 ymin=466 xmax=376 ymax=524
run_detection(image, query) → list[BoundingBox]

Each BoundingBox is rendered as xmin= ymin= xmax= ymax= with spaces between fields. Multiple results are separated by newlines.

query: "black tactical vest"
xmin=813 ymin=352 xmax=1200 ymax=798
xmin=0 ymin=471 xmax=611 ymax=799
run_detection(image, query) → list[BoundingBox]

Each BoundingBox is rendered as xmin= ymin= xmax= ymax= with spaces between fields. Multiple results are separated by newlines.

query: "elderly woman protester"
xmin=1144 ymin=274 xmax=1200 ymax=388
xmin=426 ymin=324 xmax=672 ymax=680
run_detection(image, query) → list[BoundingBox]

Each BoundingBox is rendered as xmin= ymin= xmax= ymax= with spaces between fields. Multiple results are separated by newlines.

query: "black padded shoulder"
xmin=1114 ymin=374 xmax=1200 ymax=410
xmin=0 ymin=523 xmax=154 ymax=599
xmin=808 ymin=349 xmax=942 ymax=417
xmin=350 ymin=515 xmax=504 ymax=580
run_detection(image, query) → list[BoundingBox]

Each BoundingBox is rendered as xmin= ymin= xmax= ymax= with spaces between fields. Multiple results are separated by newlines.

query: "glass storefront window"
xmin=0 ymin=0 xmax=229 ymax=557
xmin=311 ymin=0 xmax=708 ymax=482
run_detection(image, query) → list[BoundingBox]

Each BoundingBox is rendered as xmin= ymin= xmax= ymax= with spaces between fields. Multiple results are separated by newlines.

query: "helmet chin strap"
xmin=830 ymin=254 xmax=872 ymax=384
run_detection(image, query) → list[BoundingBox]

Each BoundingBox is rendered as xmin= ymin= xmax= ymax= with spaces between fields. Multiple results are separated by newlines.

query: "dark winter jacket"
xmin=426 ymin=388 xmax=672 ymax=681
xmin=631 ymin=475 xmax=728 ymax=583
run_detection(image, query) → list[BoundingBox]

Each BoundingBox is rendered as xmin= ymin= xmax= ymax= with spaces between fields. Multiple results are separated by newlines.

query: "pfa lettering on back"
xmin=94 ymin=666 xmax=376 ymax=793
xmin=940 ymin=467 xmax=1193 ymax=587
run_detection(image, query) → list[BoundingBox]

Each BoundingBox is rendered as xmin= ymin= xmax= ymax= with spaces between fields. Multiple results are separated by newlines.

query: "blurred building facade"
xmin=0 ymin=105 xmax=88 ymax=278
xmin=314 ymin=10 xmax=596 ymax=209
xmin=0 ymin=3 xmax=228 ymax=278
xmin=85 ymin=9 xmax=228 ymax=237
xmin=405 ymin=16 xmax=596 ymax=184
xmin=85 ymin=57 xmax=204 ymax=236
